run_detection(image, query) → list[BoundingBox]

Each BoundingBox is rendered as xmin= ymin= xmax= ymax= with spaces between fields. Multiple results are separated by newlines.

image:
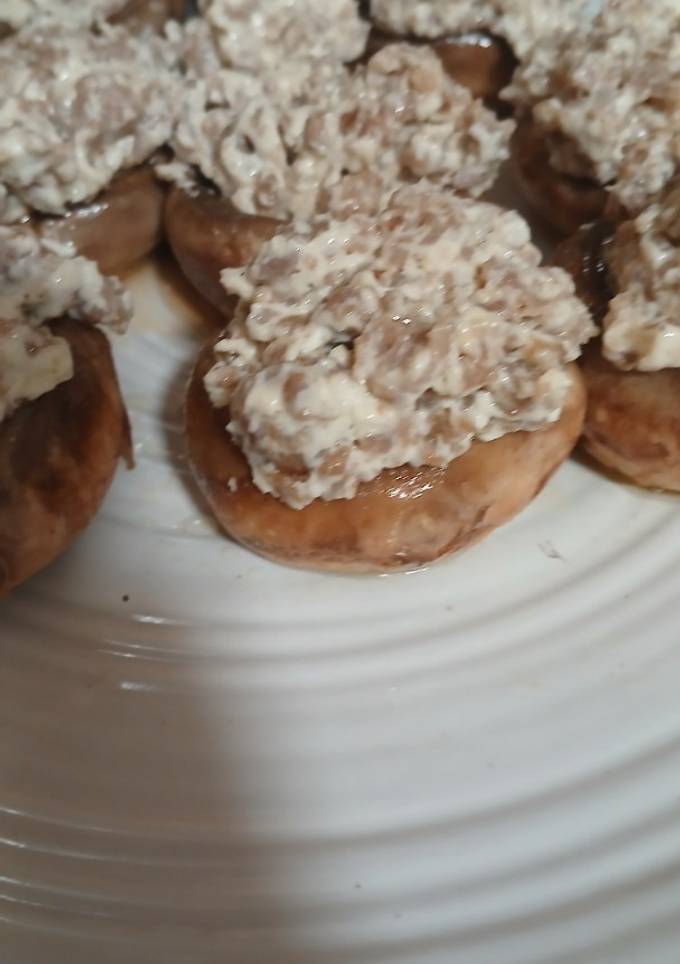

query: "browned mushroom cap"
xmin=512 ymin=120 xmax=607 ymax=236
xmin=581 ymin=345 xmax=680 ymax=492
xmin=554 ymin=223 xmax=680 ymax=492
xmin=164 ymin=185 xmax=281 ymax=318
xmin=39 ymin=165 xmax=165 ymax=277
xmin=0 ymin=319 xmax=131 ymax=598
xmin=362 ymin=27 xmax=516 ymax=103
xmin=185 ymin=346 xmax=586 ymax=573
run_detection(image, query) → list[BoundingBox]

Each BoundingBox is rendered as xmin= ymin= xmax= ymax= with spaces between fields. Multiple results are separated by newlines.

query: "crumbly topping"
xmin=0 ymin=0 xmax=126 ymax=33
xmin=173 ymin=17 xmax=224 ymax=80
xmin=0 ymin=22 xmax=179 ymax=222
xmin=603 ymin=183 xmax=680 ymax=371
xmin=370 ymin=0 xmax=588 ymax=58
xmin=0 ymin=227 xmax=132 ymax=422
xmin=161 ymin=43 xmax=513 ymax=220
xmin=504 ymin=0 xmax=680 ymax=213
xmin=205 ymin=184 xmax=594 ymax=509
xmin=193 ymin=0 xmax=368 ymax=74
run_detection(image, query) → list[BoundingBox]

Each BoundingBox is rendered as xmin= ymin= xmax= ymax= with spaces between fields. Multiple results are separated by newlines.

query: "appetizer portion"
xmin=0 ymin=228 xmax=132 ymax=597
xmin=556 ymin=182 xmax=680 ymax=491
xmin=505 ymin=0 xmax=680 ymax=233
xmin=0 ymin=21 xmax=180 ymax=274
xmin=162 ymin=43 xmax=513 ymax=312
xmin=187 ymin=184 xmax=592 ymax=572
xmin=364 ymin=0 xmax=587 ymax=101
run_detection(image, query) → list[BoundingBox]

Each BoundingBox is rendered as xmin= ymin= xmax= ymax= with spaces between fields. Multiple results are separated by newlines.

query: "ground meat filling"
xmin=505 ymin=0 xmax=680 ymax=214
xmin=0 ymin=22 xmax=179 ymax=223
xmin=370 ymin=0 xmax=588 ymax=58
xmin=603 ymin=183 xmax=680 ymax=372
xmin=0 ymin=227 xmax=132 ymax=423
xmin=161 ymin=43 xmax=513 ymax=220
xmin=193 ymin=0 xmax=368 ymax=73
xmin=204 ymin=184 xmax=594 ymax=509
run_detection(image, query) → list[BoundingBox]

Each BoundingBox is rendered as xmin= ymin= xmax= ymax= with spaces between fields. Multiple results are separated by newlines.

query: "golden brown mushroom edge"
xmin=0 ymin=319 xmax=131 ymax=598
xmin=555 ymin=224 xmax=680 ymax=492
xmin=186 ymin=345 xmax=586 ymax=574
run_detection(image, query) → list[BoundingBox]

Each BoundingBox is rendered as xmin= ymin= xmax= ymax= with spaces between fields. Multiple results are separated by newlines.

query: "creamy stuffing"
xmin=0 ymin=228 xmax=132 ymax=422
xmin=205 ymin=184 xmax=594 ymax=508
xmin=604 ymin=183 xmax=680 ymax=371
xmin=370 ymin=0 xmax=588 ymax=58
xmin=192 ymin=0 xmax=368 ymax=74
xmin=0 ymin=0 xmax=128 ymax=33
xmin=162 ymin=43 xmax=513 ymax=220
xmin=505 ymin=0 xmax=680 ymax=213
xmin=0 ymin=22 xmax=179 ymax=222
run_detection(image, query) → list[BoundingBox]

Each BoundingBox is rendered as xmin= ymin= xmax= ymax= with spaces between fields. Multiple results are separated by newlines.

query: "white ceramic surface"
xmin=2 ymin=172 xmax=680 ymax=961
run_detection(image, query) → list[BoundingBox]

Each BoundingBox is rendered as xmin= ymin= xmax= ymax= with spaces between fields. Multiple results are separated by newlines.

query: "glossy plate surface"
xmin=3 ymin=172 xmax=680 ymax=961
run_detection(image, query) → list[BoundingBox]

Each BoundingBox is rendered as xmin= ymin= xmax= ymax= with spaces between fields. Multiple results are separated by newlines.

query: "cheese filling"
xmin=370 ymin=0 xmax=588 ymax=57
xmin=161 ymin=43 xmax=513 ymax=220
xmin=604 ymin=183 xmax=680 ymax=371
xmin=205 ymin=184 xmax=594 ymax=509
xmin=193 ymin=0 xmax=368 ymax=73
xmin=0 ymin=22 xmax=179 ymax=222
xmin=0 ymin=228 xmax=131 ymax=422
xmin=505 ymin=0 xmax=680 ymax=214
xmin=0 ymin=0 xmax=129 ymax=33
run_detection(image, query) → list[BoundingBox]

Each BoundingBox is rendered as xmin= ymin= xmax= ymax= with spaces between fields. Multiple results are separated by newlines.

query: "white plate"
xmin=3 ymin=195 xmax=680 ymax=962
